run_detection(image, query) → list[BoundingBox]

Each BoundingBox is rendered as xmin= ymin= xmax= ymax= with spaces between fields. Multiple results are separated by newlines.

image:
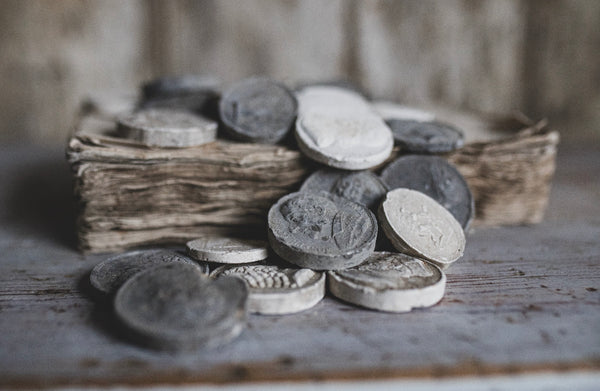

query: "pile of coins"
xmin=88 ymin=75 xmax=474 ymax=351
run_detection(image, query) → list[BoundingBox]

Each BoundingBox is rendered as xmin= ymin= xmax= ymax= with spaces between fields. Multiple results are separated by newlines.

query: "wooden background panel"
xmin=0 ymin=0 xmax=598 ymax=145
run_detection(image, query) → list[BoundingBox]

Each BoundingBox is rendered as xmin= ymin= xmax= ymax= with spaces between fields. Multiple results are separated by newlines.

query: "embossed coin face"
xmin=380 ymin=155 xmax=474 ymax=229
xmin=186 ymin=236 xmax=269 ymax=264
xmin=114 ymin=263 xmax=247 ymax=351
xmin=211 ymin=262 xmax=325 ymax=315
xmin=378 ymin=188 xmax=465 ymax=269
xmin=328 ymin=252 xmax=446 ymax=312
xmin=219 ymin=77 xmax=297 ymax=144
xmin=386 ymin=120 xmax=464 ymax=153
xmin=117 ymin=108 xmax=217 ymax=148
xmin=295 ymin=87 xmax=393 ymax=170
xmin=90 ymin=249 xmax=208 ymax=296
xmin=299 ymin=169 xmax=388 ymax=211
xmin=268 ymin=191 xmax=378 ymax=270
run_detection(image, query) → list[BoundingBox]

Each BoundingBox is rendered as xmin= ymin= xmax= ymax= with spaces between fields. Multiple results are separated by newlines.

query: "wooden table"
xmin=1 ymin=143 xmax=598 ymax=390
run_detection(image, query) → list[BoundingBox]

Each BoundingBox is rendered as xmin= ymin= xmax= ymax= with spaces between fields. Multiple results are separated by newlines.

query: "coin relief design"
xmin=211 ymin=263 xmax=325 ymax=315
xmin=328 ymin=251 xmax=446 ymax=312
xmin=300 ymin=169 xmax=387 ymax=211
xmin=380 ymin=155 xmax=474 ymax=229
xmin=268 ymin=192 xmax=377 ymax=270
xmin=386 ymin=120 xmax=464 ymax=153
xmin=379 ymin=188 xmax=465 ymax=269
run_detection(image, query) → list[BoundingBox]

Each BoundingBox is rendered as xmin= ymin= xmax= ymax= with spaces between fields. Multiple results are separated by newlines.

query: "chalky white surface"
xmin=186 ymin=236 xmax=269 ymax=264
xmin=211 ymin=263 xmax=325 ymax=315
xmin=372 ymin=101 xmax=436 ymax=122
xmin=295 ymin=87 xmax=393 ymax=170
xmin=328 ymin=252 xmax=446 ymax=312
xmin=379 ymin=188 xmax=465 ymax=269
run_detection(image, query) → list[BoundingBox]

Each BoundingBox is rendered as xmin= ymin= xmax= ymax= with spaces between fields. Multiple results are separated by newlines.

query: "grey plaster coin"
xmin=141 ymin=75 xmax=220 ymax=100
xmin=219 ymin=77 xmax=297 ymax=144
xmin=268 ymin=191 xmax=378 ymax=270
xmin=380 ymin=155 xmax=474 ymax=229
xmin=186 ymin=236 xmax=269 ymax=264
xmin=117 ymin=108 xmax=217 ymax=148
xmin=295 ymin=87 xmax=393 ymax=170
xmin=114 ymin=262 xmax=247 ymax=351
xmin=328 ymin=252 xmax=446 ymax=312
xmin=299 ymin=169 xmax=388 ymax=211
xmin=378 ymin=188 xmax=465 ymax=269
xmin=211 ymin=262 xmax=325 ymax=315
xmin=90 ymin=249 xmax=208 ymax=296
xmin=386 ymin=120 xmax=464 ymax=153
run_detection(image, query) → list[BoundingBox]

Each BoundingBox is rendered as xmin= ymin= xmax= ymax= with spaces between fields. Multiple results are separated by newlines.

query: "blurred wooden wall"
xmin=1 ymin=0 xmax=598 ymax=145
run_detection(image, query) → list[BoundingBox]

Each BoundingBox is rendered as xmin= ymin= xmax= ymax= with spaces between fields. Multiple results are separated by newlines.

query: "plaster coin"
xmin=211 ymin=262 xmax=325 ymax=315
xmin=186 ymin=236 xmax=269 ymax=264
xmin=378 ymin=188 xmax=465 ymax=269
xmin=295 ymin=87 xmax=393 ymax=170
xmin=328 ymin=251 xmax=446 ymax=312
xmin=380 ymin=155 xmax=474 ymax=229
xmin=385 ymin=120 xmax=464 ymax=153
xmin=90 ymin=249 xmax=208 ymax=296
xmin=117 ymin=108 xmax=217 ymax=148
xmin=299 ymin=168 xmax=388 ymax=211
xmin=141 ymin=75 xmax=220 ymax=101
xmin=372 ymin=101 xmax=435 ymax=122
xmin=114 ymin=262 xmax=247 ymax=351
xmin=268 ymin=191 xmax=377 ymax=270
xmin=219 ymin=77 xmax=297 ymax=144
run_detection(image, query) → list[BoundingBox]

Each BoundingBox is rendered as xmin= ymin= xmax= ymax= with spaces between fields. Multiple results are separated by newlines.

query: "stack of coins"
xmin=83 ymin=75 xmax=481 ymax=352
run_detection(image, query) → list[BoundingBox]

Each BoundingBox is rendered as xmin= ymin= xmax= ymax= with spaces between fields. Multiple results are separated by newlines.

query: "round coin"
xmin=378 ymin=188 xmax=465 ymax=269
xmin=386 ymin=120 xmax=464 ymax=153
xmin=295 ymin=87 xmax=393 ymax=170
xmin=211 ymin=262 xmax=325 ymax=315
xmin=328 ymin=252 xmax=446 ymax=312
xmin=114 ymin=262 xmax=247 ymax=351
xmin=380 ymin=155 xmax=474 ymax=229
xmin=299 ymin=168 xmax=388 ymax=211
xmin=219 ymin=77 xmax=297 ymax=144
xmin=90 ymin=249 xmax=208 ymax=296
xmin=117 ymin=108 xmax=217 ymax=148
xmin=268 ymin=191 xmax=378 ymax=270
xmin=141 ymin=75 xmax=220 ymax=101
xmin=186 ymin=236 xmax=269 ymax=264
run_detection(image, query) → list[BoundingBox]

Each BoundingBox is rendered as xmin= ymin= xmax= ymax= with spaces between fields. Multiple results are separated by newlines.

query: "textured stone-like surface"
xmin=114 ymin=262 xmax=247 ymax=351
xmin=381 ymin=155 xmax=474 ymax=229
xmin=328 ymin=252 xmax=445 ymax=312
xmin=186 ymin=236 xmax=268 ymax=264
xmin=219 ymin=77 xmax=297 ymax=144
xmin=268 ymin=191 xmax=377 ymax=270
xmin=89 ymin=249 xmax=206 ymax=296
xmin=379 ymin=189 xmax=465 ymax=269
xmin=386 ymin=120 xmax=464 ymax=153
xmin=211 ymin=263 xmax=325 ymax=315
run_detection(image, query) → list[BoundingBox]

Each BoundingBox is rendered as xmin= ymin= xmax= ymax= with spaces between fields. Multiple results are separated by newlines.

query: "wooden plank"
xmin=0 ymin=144 xmax=598 ymax=388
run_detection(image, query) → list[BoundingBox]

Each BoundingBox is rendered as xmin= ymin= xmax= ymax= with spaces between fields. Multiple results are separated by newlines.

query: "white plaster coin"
xmin=186 ymin=236 xmax=269 ymax=264
xmin=372 ymin=101 xmax=436 ymax=122
xmin=328 ymin=252 xmax=446 ymax=312
xmin=295 ymin=87 xmax=393 ymax=170
xmin=117 ymin=108 xmax=217 ymax=148
xmin=211 ymin=262 xmax=325 ymax=315
xmin=378 ymin=188 xmax=465 ymax=269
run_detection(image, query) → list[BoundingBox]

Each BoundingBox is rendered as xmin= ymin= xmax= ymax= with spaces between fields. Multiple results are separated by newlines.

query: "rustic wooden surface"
xmin=1 ymin=0 xmax=599 ymax=145
xmin=0 ymin=142 xmax=598 ymax=389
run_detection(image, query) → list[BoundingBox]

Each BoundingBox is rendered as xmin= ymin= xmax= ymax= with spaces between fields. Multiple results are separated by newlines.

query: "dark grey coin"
xmin=219 ymin=77 xmax=297 ymax=144
xmin=89 ymin=249 xmax=208 ymax=296
xmin=114 ymin=262 xmax=247 ymax=351
xmin=380 ymin=155 xmax=474 ymax=229
xmin=299 ymin=169 xmax=388 ymax=210
xmin=141 ymin=75 xmax=220 ymax=100
xmin=268 ymin=191 xmax=378 ymax=270
xmin=385 ymin=120 xmax=464 ymax=153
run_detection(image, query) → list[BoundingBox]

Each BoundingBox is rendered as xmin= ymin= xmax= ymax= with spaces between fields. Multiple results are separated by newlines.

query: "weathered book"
xmin=67 ymin=97 xmax=559 ymax=253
